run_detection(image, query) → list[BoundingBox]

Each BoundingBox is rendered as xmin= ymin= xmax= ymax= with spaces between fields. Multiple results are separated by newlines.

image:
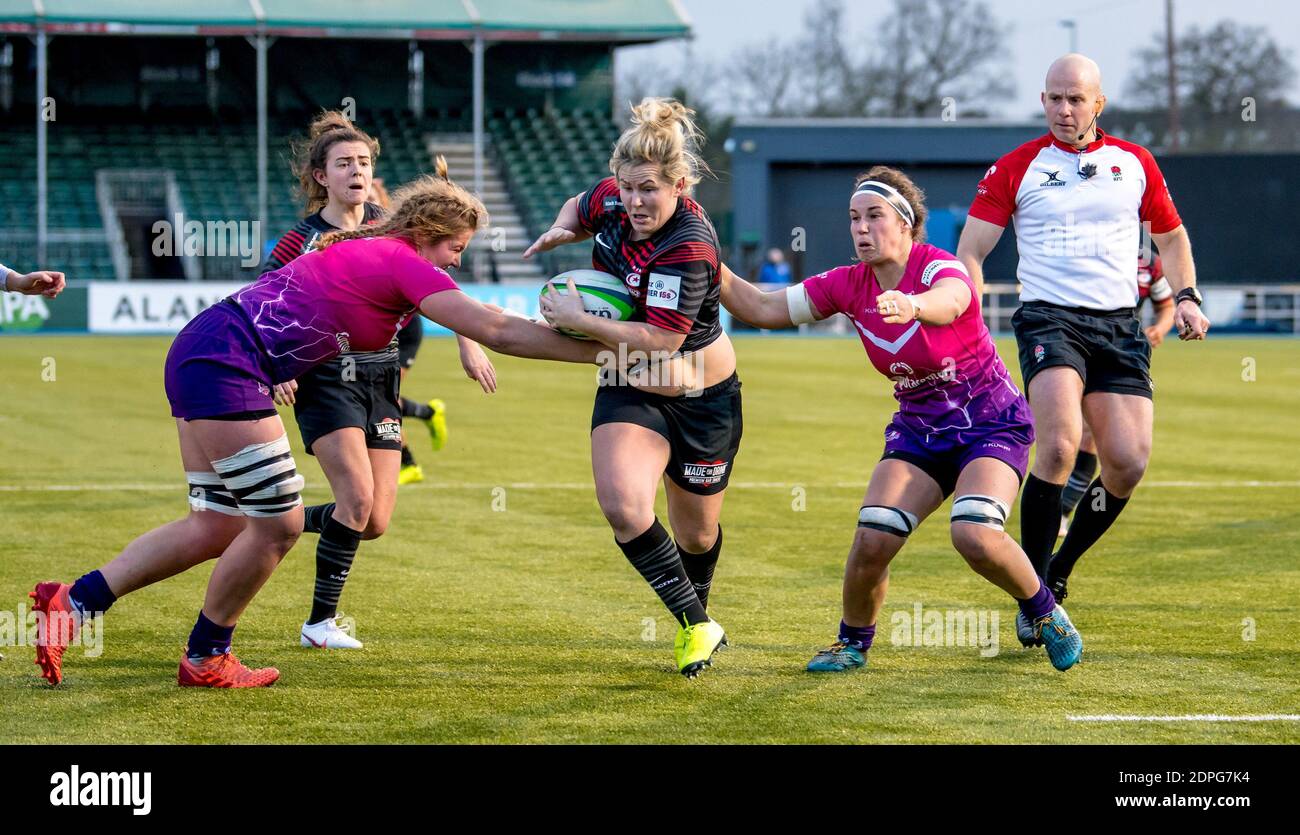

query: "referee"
xmin=956 ymin=54 xmax=1211 ymax=629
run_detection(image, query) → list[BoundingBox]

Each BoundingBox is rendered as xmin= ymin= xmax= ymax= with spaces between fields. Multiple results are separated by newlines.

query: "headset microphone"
xmin=1077 ymin=109 xmax=1100 ymax=143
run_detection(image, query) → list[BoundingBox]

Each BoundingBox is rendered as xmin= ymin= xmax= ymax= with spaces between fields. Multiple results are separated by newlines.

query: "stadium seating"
xmin=0 ymin=106 xmax=618 ymax=281
xmin=488 ymin=107 xmax=621 ymax=272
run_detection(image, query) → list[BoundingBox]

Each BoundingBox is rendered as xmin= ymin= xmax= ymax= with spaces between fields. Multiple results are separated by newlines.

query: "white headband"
xmin=852 ymin=180 xmax=916 ymax=227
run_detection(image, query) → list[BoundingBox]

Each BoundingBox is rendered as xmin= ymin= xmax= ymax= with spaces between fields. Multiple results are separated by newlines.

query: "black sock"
xmin=1061 ymin=451 xmax=1098 ymax=516
xmin=1020 ymin=474 xmax=1064 ymax=578
xmin=616 ymin=519 xmax=708 ymax=626
xmin=679 ymin=525 xmax=722 ymax=612
xmin=400 ymin=398 xmax=433 ymax=420
xmin=400 ymin=444 xmax=416 ymax=468
xmin=309 ymin=516 xmax=364 ymax=625
xmin=1049 ymin=477 xmax=1130 ymax=582
xmin=302 ymin=503 xmax=335 ymax=535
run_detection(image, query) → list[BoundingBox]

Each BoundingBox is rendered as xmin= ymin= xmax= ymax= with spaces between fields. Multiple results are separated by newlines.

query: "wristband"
xmin=0 ymin=265 xmax=12 ymax=292
xmin=908 ymin=293 xmax=924 ymax=318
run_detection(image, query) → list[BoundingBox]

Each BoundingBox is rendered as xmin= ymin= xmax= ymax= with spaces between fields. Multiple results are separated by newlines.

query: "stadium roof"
xmin=0 ymin=0 xmax=691 ymax=41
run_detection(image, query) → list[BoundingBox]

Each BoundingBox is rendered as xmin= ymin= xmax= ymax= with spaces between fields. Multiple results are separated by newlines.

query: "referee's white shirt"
xmin=968 ymin=130 xmax=1182 ymax=311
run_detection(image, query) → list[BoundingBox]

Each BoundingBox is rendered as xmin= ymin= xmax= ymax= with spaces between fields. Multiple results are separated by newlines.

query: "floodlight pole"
xmin=472 ymin=34 xmax=485 ymax=197
xmin=35 ymin=23 xmax=47 ymax=266
xmin=256 ymin=32 xmax=269 ymax=256
xmin=1059 ymin=20 xmax=1077 ymax=54
xmin=1165 ymin=0 xmax=1180 ymax=151
xmin=472 ymin=33 xmax=485 ymax=282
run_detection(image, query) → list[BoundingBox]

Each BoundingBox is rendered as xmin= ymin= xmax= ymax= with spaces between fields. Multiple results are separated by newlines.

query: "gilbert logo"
xmin=50 ymin=765 xmax=152 ymax=816
xmin=1040 ymin=170 xmax=1065 ymax=187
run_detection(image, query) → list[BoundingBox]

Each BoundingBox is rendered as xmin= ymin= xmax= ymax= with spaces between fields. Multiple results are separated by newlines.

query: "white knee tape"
xmin=950 ymin=495 xmax=1010 ymax=531
xmin=186 ymin=471 xmax=243 ymax=516
xmin=858 ymin=505 xmax=919 ymax=537
xmin=211 ymin=435 xmax=304 ymax=517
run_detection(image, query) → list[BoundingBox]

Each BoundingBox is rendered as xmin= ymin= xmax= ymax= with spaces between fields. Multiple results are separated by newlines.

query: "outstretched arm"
xmin=2 ymin=266 xmax=66 ymax=298
xmin=420 ymin=290 xmax=602 ymax=365
xmin=718 ymin=263 xmax=826 ymax=329
xmin=522 ymin=194 xmax=592 ymax=259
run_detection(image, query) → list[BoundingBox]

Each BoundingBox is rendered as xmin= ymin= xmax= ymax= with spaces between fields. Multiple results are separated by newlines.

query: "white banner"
xmin=88 ymin=283 xmax=246 ymax=334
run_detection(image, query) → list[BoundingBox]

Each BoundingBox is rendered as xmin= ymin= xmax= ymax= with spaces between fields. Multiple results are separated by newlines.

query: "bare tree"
xmin=868 ymin=0 xmax=1014 ymax=117
xmin=1126 ymin=21 xmax=1295 ymax=113
xmin=721 ymin=35 xmax=804 ymax=118
xmin=617 ymin=0 xmax=1012 ymax=120
xmin=1120 ymin=20 xmax=1297 ymax=150
xmin=722 ymin=0 xmax=1010 ymax=118
xmin=791 ymin=2 xmax=861 ymax=117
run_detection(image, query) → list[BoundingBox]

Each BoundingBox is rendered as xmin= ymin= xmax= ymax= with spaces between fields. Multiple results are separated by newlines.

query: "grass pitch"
xmin=1 ymin=334 xmax=1297 ymax=743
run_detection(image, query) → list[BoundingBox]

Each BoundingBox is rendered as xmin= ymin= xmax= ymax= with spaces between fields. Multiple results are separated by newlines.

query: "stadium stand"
xmin=0 ymin=0 xmax=685 ymax=282
xmin=489 ymin=107 xmax=621 ymax=273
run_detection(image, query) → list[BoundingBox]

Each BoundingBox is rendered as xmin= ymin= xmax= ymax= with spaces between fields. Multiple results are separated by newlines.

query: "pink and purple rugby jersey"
xmin=164 ymin=237 xmax=458 ymax=419
xmin=802 ymin=243 xmax=1032 ymax=489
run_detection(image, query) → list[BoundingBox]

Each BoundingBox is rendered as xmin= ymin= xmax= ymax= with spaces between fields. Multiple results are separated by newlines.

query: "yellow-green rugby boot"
xmin=674 ymin=618 xmax=728 ymax=679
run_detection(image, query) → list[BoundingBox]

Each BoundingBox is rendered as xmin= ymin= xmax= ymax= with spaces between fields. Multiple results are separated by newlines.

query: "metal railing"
xmin=735 ymin=283 xmax=1300 ymax=336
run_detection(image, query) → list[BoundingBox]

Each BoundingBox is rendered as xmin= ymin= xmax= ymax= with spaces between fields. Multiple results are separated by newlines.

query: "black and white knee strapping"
xmin=950 ymin=495 xmax=1010 ymax=531
xmin=858 ymin=505 xmax=919 ymax=538
xmin=186 ymin=472 xmax=242 ymax=516
xmin=197 ymin=435 xmax=305 ymax=517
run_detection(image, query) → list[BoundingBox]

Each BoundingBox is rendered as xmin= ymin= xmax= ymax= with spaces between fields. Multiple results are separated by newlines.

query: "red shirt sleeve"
xmin=966 ymin=137 xmax=1047 ymax=228
xmin=576 ymin=177 xmax=620 ymax=234
xmin=1136 ymin=149 xmax=1182 ymax=234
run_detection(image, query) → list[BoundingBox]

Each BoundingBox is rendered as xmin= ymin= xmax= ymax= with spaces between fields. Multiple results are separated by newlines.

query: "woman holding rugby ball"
xmin=525 ymin=97 xmax=739 ymax=679
xmin=719 ymin=166 xmax=1084 ymax=673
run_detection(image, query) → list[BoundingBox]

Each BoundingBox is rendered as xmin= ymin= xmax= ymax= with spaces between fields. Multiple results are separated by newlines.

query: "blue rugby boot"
xmin=1035 ymin=604 xmax=1083 ymax=671
xmin=807 ymin=640 xmax=867 ymax=673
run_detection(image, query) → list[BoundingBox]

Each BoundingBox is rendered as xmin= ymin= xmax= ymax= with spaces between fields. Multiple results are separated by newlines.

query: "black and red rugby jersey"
xmin=576 ymin=176 xmax=722 ymax=353
xmin=261 ymin=202 xmax=385 ymax=274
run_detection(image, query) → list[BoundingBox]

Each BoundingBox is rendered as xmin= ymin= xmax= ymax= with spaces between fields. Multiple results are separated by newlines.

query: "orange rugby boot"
xmin=29 ymin=581 xmax=79 ymax=686
xmin=177 ymin=651 xmax=280 ymax=688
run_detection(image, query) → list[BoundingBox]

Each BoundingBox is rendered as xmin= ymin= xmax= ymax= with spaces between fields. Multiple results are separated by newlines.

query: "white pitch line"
xmin=1069 ymin=714 xmax=1300 ymax=723
xmin=2 ymin=480 xmax=1300 ymax=493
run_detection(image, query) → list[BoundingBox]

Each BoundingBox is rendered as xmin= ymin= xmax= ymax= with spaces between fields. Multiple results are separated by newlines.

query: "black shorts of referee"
xmin=1011 ymin=301 xmax=1153 ymax=398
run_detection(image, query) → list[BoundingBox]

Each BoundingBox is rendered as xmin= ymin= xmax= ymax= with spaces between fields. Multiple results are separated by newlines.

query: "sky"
xmin=617 ymin=0 xmax=1300 ymax=118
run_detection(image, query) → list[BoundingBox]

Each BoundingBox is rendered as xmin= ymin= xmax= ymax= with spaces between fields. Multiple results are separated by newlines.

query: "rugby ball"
xmin=540 ymin=269 xmax=635 ymax=339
